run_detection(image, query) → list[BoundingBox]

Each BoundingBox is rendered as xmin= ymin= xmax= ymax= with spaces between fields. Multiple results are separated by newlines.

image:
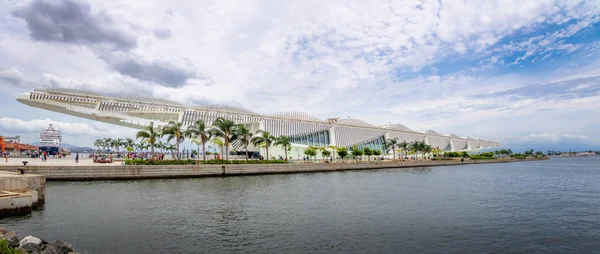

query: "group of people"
xmin=127 ymin=152 xmax=167 ymax=160
xmin=40 ymin=151 xmax=48 ymax=162
xmin=92 ymin=153 xmax=113 ymax=163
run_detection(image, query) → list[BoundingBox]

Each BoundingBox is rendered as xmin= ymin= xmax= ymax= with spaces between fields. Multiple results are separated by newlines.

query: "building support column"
xmin=328 ymin=126 xmax=336 ymax=146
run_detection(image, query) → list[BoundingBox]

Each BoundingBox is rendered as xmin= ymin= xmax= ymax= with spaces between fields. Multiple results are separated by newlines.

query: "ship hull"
xmin=40 ymin=146 xmax=60 ymax=155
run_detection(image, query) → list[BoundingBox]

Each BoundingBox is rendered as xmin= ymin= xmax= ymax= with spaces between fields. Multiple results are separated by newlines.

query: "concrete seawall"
xmin=0 ymin=172 xmax=46 ymax=217
xmin=0 ymin=172 xmax=45 ymax=202
xmin=0 ymin=158 xmax=547 ymax=181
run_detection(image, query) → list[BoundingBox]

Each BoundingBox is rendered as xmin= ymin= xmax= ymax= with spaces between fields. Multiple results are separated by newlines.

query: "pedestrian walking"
xmin=75 ymin=152 xmax=79 ymax=163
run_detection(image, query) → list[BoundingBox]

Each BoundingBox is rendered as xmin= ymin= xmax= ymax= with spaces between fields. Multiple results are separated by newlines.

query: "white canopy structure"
xmin=17 ymin=88 xmax=500 ymax=152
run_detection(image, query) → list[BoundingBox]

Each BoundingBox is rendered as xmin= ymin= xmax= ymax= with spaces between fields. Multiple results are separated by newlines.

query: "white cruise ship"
xmin=39 ymin=124 xmax=61 ymax=155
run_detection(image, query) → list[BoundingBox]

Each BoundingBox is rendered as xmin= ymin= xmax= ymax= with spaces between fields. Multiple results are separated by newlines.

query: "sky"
xmin=1 ymin=0 xmax=600 ymax=152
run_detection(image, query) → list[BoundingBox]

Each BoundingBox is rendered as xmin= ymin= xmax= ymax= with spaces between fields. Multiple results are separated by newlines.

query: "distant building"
xmin=0 ymin=135 xmax=37 ymax=154
xmin=3 ymin=136 xmax=20 ymax=143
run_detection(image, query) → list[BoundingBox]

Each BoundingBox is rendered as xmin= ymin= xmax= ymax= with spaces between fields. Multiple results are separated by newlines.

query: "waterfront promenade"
xmin=1 ymin=157 xmax=118 ymax=167
xmin=0 ymin=157 xmax=548 ymax=181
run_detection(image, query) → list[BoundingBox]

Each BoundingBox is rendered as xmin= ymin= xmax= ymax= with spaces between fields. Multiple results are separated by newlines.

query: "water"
xmin=2 ymin=157 xmax=600 ymax=253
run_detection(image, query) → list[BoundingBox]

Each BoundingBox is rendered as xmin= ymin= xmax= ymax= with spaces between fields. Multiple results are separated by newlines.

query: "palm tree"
xmin=185 ymin=119 xmax=212 ymax=161
xmin=139 ymin=141 xmax=149 ymax=153
xmin=398 ymin=141 xmax=409 ymax=160
xmin=412 ymin=141 xmax=427 ymax=160
xmin=111 ymin=138 xmax=124 ymax=154
xmin=213 ymin=137 xmax=225 ymax=159
xmin=165 ymin=144 xmax=175 ymax=158
xmin=125 ymin=138 xmax=135 ymax=151
xmin=163 ymin=121 xmax=185 ymax=159
xmin=274 ymin=135 xmax=292 ymax=161
xmin=136 ymin=122 xmax=161 ymax=158
xmin=423 ymin=143 xmax=432 ymax=159
xmin=251 ymin=130 xmax=275 ymax=160
xmin=384 ymin=137 xmax=399 ymax=160
xmin=103 ymin=138 xmax=112 ymax=152
xmin=191 ymin=139 xmax=201 ymax=159
xmin=235 ymin=125 xmax=252 ymax=161
xmin=411 ymin=141 xmax=421 ymax=160
xmin=156 ymin=140 xmax=165 ymax=153
xmin=210 ymin=117 xmax=239 ymax=161
xmin=327 ymin=145 xmax=338 ymax=159
xmin=93 ymin=139 xmax=104 ymax=152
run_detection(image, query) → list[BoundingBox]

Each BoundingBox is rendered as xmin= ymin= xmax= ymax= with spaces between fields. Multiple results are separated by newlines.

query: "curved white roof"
xmin=267 ymin=111 xmax=325 ymax=122
xmin=35 ymin=88 xmax=103 ymax=97
xmin=417 ymin=129 xmax=443 ymax=136
xmin=117 ymin=96 xmax=183 ymax=106
xmin=380 ymin=123 xmax=414 ymax=132
xmin=336 ymin=118 xmax=376 ymax=128
xmin=23 ymin=87 xmax=498 ymax=150
xmin=195 ymin=103 xmax=258 ymax=115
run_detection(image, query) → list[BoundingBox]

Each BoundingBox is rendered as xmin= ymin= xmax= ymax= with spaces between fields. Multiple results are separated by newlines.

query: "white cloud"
xmin=1 ymin=0 xmax=600 ymax=149
xmin=0 ymin=67 xmax=25 ymax=86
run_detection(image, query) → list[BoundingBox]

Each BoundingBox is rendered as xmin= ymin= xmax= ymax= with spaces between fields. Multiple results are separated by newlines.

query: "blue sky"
xmin=1 ymin=0 xmax=600 ymax=152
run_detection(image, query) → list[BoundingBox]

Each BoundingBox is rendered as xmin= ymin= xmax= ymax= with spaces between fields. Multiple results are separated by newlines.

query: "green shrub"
xmin=469 ymin=155 xmax=497 ymax=160
xmin=511 ymin=153 xmax=527 ymax=159
xmin=444 ymin=152 xmax=462 ymax=157
xmin=125 ymin=159 xmax=287 ymax=165
xmin=0 ymin=239 xmax=24 ymax=254
xmin=469 ymin=152 xmax=496 ymax=160
xmin=337 ymin=147 xmax=348 ymax=158
xmin=125 ymin=159 xmax=197 ymax=165
xmin=201 ymin=160 xmax=287 ymax=164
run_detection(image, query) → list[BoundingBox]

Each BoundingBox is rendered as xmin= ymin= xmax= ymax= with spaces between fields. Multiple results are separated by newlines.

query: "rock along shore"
xmin=0 ymin=227 xmax=76 ymax=254
xmin=0 ymin=158 xmax=549 ymax=181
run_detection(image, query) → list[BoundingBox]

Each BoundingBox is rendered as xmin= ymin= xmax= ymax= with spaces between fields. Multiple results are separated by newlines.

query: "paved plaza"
xmin=0 ymin=157 xmax=123 ymax=167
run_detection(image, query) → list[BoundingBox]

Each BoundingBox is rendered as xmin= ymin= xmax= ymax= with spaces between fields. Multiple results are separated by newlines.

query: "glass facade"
xmin=291 ymin=130 xmax=330 ymax=147
xmin=348 ymin=135 xmax=385 ymax=152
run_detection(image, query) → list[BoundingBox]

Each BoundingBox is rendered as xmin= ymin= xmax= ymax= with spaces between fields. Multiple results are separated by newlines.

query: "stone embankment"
xmin=0 ymin=158 xmax=548 ymax=181
xmin=0 ymin=228 xmax=76 ymax=254
xmin=0 ymin=172 xmax=45 ymax=217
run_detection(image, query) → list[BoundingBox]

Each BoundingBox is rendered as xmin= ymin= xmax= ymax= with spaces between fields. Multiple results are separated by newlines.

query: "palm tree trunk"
xmin=266 ymin=147 xmax=269 ymax=160
xmin=151 ymin=144 xmax=155 ymax=159
xmin=392 ymin=149 xmax=396 ymax=160
xmin=225 ymin=145 xmax=229 ymax=161
xmin=176 ymin=142 xmax=180 ymax=160
xmin=284 ymin=146 xmax=288 ymax=161
xmin=245 ymin=146 xmax=249 ymax=161
xmin=202 ymin=143 xmax=206 ymax=161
